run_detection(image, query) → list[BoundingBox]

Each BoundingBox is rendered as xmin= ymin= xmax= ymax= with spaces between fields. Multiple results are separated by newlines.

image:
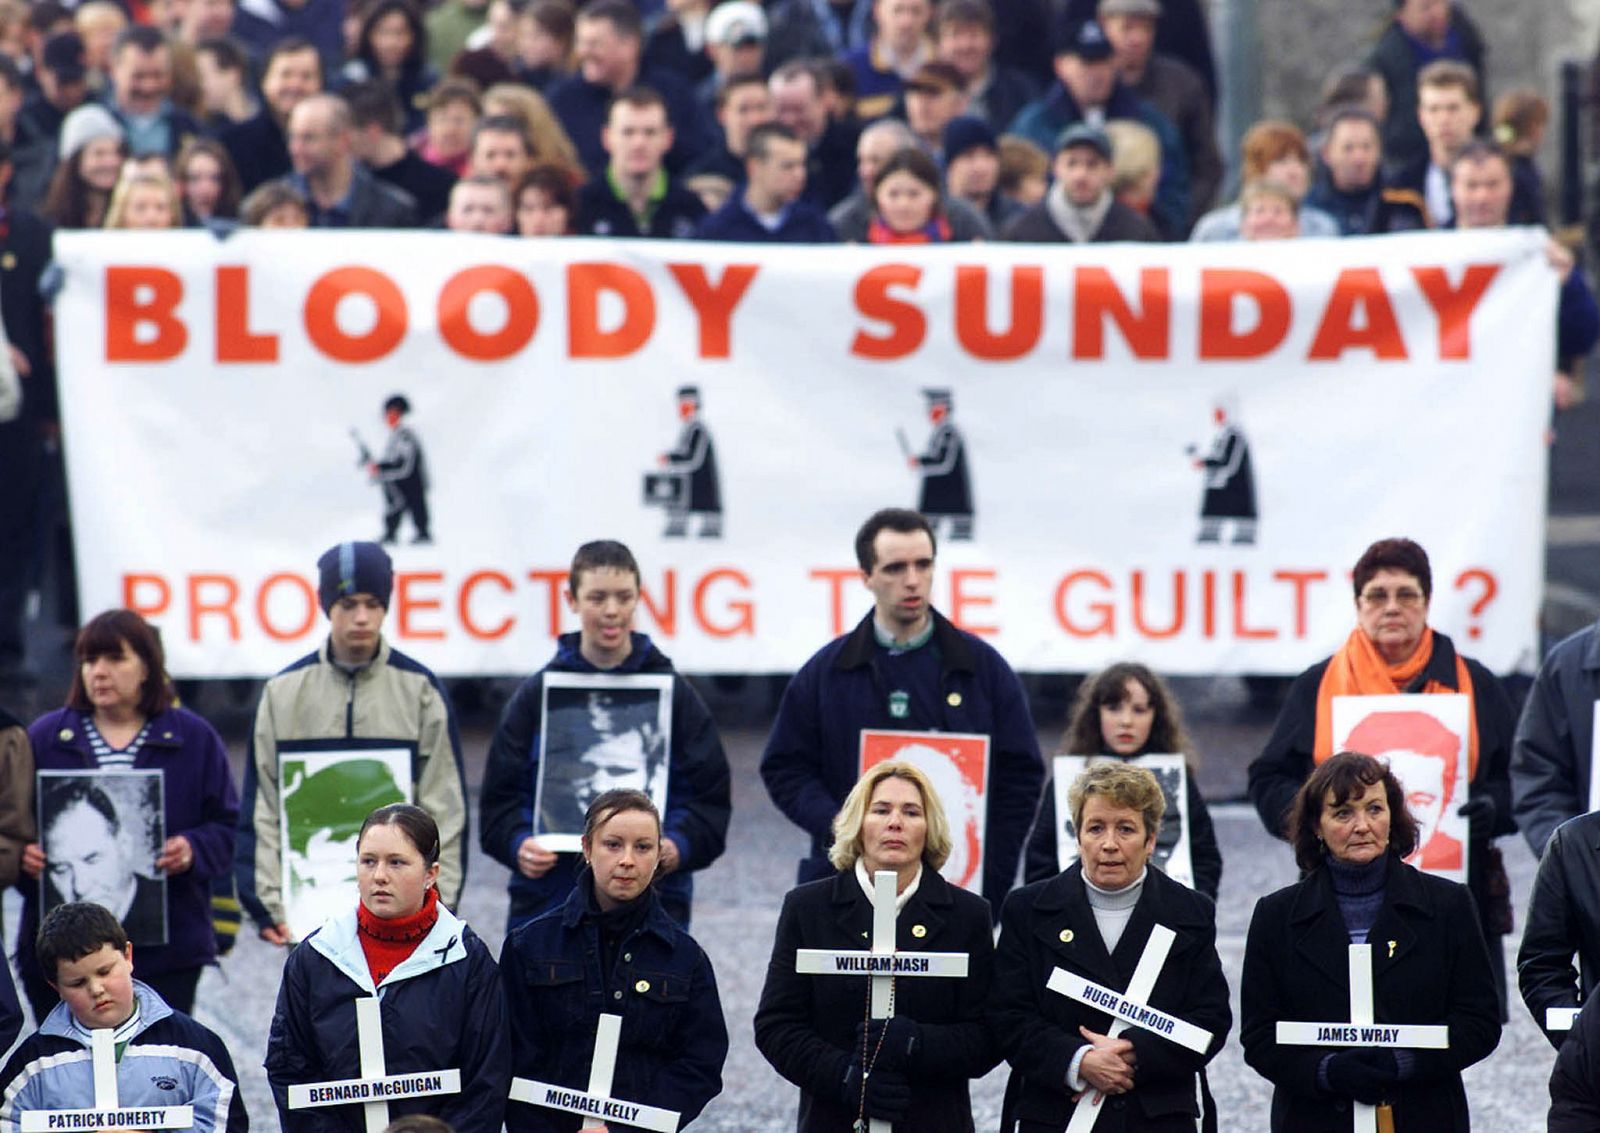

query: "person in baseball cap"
xmin=703 ymin=0 xmax=766 ymax=99
xmin=1007 ymin=9 xmax=1190 ymax=235
xmin=1098 ymin=0 xmax=1223 ymax=224
xmin=999 ymin=117 xmax=1160 ymax=243
xmin=903 ymin=60 xmax=968 ymax=152
xmin=30 ymin=30 xmax=91 ymax=138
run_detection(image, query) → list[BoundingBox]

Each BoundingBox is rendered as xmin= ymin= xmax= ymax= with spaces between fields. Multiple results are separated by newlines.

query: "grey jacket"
xmin=1512 ymin=620 xmax=1600 ymax=856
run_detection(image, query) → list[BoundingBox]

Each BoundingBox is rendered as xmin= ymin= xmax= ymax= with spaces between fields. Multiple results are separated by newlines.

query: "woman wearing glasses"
xmin=1246 ymin=537 xmax=1516 ymax=1017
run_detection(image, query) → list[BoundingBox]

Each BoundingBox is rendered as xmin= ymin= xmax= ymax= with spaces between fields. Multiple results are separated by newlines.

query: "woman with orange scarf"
xmin=1246 ymin=537 xmax=1516 ymax=1016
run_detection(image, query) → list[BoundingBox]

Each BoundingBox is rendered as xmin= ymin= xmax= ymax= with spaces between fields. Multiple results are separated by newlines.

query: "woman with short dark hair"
xmin=991 ymin=762 xmax=1230 ymax=1133
xmin=1241 ymin=752 xmax=1501 ymax=1131
xmin=20 ymin=609 xmax=238 ymax=1017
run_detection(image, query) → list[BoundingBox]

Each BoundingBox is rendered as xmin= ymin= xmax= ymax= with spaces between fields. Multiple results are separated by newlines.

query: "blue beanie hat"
xmin=317 ymin=541 xmax=394 ymax=614
xmin=942 ymin=116 xmax=998 ymax=164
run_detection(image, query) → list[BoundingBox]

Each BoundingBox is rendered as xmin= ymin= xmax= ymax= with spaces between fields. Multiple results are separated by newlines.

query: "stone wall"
xmin=1254 ymin=0 xmax=1583 ymax=127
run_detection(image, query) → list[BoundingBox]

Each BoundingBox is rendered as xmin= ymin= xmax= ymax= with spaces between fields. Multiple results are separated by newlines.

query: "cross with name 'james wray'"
xmin=286 ymin=997 xmax=461 ymax=1133
xmin=1275 ymin=943 xmax=1449 ymax=1133
xmin=509 ymin=1013 xmax=681 ymax=1132
xmin=793 ymin=869 xmax=971 ymax=1133
xmin=19 ymin=1026 xmax=195 ymax=1132
xmin=1045 ymin=924 xmax=1216 ymax=1133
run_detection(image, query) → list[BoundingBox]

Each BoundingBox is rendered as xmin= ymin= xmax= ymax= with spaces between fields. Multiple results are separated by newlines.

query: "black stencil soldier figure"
xmin=1189 ymin=399 xmax=1256 ymax=544
xmin=656 ymin=385 xmax=722 ymax=538
xmin=369 ymin=394 xmax=431 ymax=545
xmin=908 ymin=388 xmax=973 ymax=541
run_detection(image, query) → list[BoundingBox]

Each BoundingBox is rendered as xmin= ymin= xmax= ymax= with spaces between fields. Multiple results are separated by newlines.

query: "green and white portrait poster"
xmin=279 ymin=740 xmax=414 ymax=940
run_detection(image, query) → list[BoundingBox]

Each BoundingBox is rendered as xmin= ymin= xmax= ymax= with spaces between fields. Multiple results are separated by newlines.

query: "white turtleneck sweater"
xmin=1066 ymin=868 xmax=1149 ymax=1090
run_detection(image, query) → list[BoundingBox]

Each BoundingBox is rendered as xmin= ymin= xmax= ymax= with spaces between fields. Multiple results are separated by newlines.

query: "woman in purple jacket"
xmin=20 ymin=609 xmax=239 ymax=1016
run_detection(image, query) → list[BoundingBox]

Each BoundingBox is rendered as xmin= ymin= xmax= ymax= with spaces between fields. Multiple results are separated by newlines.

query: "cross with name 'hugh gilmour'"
xmin=1045 ymin=923 xmax=1217 ymax=1133
xmin=286 ymin=997 xmax=461 ymax=1133
xmin=792 ymin=869 xmax=970 ymax=1133
xmin=1274 ymin=943 xmax=1449 ymax=1133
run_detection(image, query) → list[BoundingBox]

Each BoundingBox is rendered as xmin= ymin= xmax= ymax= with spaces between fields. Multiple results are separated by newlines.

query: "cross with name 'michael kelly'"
xmin=509 ymin=1012 xmax=681 ymax=1133
xmin=1275 ymin=942 xmax=1449 ymax=1133
xmin=18 ymin=1026 xmax=195 ymax=1133
xmin=285 ymin=997 xmax=462 ymax=1133
xmin=793 ymin=869 xmax=971 ymax=1133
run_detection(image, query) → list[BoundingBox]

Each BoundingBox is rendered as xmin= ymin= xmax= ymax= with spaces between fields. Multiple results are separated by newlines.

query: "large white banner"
xmin=54 ymin=230 xmax=1552 ymax=677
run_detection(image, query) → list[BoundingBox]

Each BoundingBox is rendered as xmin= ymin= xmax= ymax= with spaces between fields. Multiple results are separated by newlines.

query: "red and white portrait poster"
xmin=859 ymin=730 xmax=990 ymax=895
xmin=1332 ymin=693 xmax=1471 ymax=884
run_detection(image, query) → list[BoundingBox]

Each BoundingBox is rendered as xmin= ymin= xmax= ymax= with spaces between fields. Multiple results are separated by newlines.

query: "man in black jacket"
xmin=345 ymin=80 xmax=455 ymax=224
xmin=1304 ymin=107 xmax=1428 ymax=236
xmin=220 ymin=36 xmax=321 ymax=192
xmin=284 ymin=92 xmax=417 ymax=227
xmin=0 ymin=146 xmax=52 ymax=685
xmin=1001 ymin=122 xmax=1158 ymax=242
xmin=575 ymin=87 xmax=705 ymax=238
xmin=1365 ymin=0 xmax=1486 ymax=172
xmin=1519 ymin=811 xmax=1600 ymax=1048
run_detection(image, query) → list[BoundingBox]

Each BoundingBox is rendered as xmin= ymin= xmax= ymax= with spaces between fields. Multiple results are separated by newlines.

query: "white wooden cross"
xmin=1548 ymin=1007 xmax=1581 ymax=1032
xmin=19 ymin=1027 xmax=195 ymax=1132
xmin=1274 ymin=943 xmax=1449 ymax=1133
xmin=1044 ymin=924 xmax=1216 ymax=1133
xmin=792 ymin=869 xmax=971 ymax=1133
xmin=286 ymin=997 xmax=461 ymax=1133
xmin=509 ymin=1013 xmax=681 ymax=1132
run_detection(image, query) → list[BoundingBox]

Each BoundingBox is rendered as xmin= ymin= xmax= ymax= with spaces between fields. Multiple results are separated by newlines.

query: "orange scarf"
xmin=1312 ymin=626 xmax=1479 ymax=779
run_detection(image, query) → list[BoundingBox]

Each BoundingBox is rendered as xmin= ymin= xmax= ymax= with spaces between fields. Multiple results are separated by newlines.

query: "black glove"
xmin=1323 ymin=1051 xmax=1400 ymax=1104
xmin=855 ymin=1016 xmax=921 ymax=1071
xmin=839 ymin=1064 xmax=912 ymax=1120
xmin=1457 ymin=794 xmax=1496 ymax=839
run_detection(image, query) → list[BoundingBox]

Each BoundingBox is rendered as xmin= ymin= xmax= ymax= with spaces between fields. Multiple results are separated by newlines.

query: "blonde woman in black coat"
xmin=1241 ymin=752 xmax=1501 ymax=1132
xmin=754 ymin=760 xmax=997 ymax=1132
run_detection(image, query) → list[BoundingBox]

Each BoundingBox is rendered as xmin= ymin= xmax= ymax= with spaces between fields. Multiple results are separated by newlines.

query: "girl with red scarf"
xmin=267 ymin=805 xmax=511 ymax=1133
xmin=866 ymin=147 xmax=955 ymax=244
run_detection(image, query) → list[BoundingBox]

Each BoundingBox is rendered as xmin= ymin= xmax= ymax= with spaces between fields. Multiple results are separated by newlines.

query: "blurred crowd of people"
xmin=0 ymin=0 xmax=1593 ymax=686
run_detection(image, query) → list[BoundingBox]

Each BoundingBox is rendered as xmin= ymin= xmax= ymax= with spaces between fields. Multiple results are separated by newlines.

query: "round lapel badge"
xmin=947 ymin=692 xmax=962 ymax=707
xmin=635 ymin=979 xmax=651 ymax=994
xmin=912 ymin=924 xmax=927 ymax=938
xmin=1059 ymin=928 xmax=1074 ymax=944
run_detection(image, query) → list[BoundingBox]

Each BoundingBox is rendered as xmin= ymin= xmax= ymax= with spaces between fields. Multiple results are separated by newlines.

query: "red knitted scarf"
xmin=357 ymin=886 xmax=440 ymax=985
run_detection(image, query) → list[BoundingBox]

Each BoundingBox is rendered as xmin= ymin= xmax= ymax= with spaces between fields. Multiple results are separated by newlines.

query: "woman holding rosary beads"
xmin=755 ymin=761 xmax=997 ymax=1131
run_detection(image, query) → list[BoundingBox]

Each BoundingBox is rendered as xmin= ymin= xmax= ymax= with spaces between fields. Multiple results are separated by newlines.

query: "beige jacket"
xmin=239 ymin=638 xmax=466 ymax=930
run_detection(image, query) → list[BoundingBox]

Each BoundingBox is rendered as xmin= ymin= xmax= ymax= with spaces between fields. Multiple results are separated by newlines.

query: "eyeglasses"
xmin=1358 ymin=588 xmax=1425 ymax=609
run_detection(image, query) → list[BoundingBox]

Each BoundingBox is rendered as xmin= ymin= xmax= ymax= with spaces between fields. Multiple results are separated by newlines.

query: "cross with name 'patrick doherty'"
xmin=1045 ymin=923 xmax=1216 ymax=1133
xmin=509 ymin=1013 xmax=681 ymax=1132
xmin=286 ymin=997 xmax=462 ymax=1133
xmin=19 ymin=1027 xmax=196 ymax=1133
xmin=793 ymin=869 xmax=971 ymax=1133
xmin=1275 ymin=943 xmax=1449 ymax=1133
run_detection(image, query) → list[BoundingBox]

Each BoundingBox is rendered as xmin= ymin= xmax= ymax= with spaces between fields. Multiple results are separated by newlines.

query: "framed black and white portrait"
xmin=37 ymin=769 xmax=167 ymax=945
xmin=535 ymin=673 xmax=673 ymax=852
